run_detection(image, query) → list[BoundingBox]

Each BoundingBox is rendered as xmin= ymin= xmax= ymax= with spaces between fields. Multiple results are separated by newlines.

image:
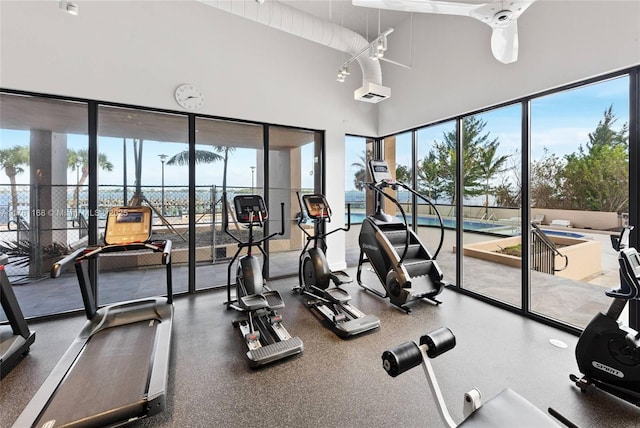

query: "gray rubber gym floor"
xmin=1 ymin=269 xmax=639 ymax=428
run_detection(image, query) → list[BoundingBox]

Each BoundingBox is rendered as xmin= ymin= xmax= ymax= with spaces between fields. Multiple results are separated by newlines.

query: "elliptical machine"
xmin=224 ymin=194 xmax=303 ymax=367
xmin=571 ymin=225 xmax=640 ymax=406
xmin=294 ymin=193 xmax=380 ymax=337
xmin=357 ymin=159 xmax=446 ymax=313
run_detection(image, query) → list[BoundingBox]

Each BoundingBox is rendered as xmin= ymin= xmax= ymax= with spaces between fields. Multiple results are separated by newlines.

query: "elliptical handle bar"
xmin=255 ymin=202 xmax=286 ymax=245
xmin=325 ymin=203 xmax=351 ymax=237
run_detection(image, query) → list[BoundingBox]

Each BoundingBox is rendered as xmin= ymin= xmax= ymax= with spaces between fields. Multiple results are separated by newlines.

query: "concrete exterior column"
xmin=29 ymin=130 xmax=68 ymax=276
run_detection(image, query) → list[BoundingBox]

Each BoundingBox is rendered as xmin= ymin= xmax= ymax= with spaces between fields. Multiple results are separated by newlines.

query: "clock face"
xmin=175 ymin=84 xmax=205 ymax=110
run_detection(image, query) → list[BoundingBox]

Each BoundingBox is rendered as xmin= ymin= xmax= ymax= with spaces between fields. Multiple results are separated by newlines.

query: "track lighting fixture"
xmin=336 ymin=66 xmax=350 ymax=82
xmin=59 ymin=0 xmax=78 ymax=15
xmin=336 ymin=28 xmax=393 ymax=83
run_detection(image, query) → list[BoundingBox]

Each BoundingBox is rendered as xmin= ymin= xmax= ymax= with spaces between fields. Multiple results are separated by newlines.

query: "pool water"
xmin=345 ymin=213 xmax=584 ymax=238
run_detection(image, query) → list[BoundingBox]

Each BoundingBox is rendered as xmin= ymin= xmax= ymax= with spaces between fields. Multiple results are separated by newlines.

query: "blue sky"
xmin=0 ymin=130 xmax=317 ymax=190
xmin=345 ymin=75 xmax=630 ymax=191
xmin=0 ymin=75 xmax=629 ymax=193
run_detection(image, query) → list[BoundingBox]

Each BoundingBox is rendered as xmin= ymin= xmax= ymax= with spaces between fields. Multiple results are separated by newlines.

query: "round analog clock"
xmin=174 ymin=84 xmax=205 ymax=110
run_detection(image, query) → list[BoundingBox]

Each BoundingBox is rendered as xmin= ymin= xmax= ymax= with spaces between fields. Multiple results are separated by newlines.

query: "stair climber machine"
xmin=294 ymin=193 xmax=380 ymax=337
xmin=382 ymin=328 xmax=576 ymax=427
xmin=224 ymin=194 xmax=303 ymax=367
xmin=571 ymin=225 xmax=640 ymax=407
xmin=357 ymin=159 xmax=446 ymax=313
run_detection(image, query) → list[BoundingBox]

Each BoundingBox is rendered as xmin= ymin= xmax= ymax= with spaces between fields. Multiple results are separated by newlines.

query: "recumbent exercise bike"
xmin=571 ymin=225 xmax=640 ymax=406
xmin=294 ymin=193 xmax=380 ymax=337
xmin=224 ymin=194 xmax=303 ymax=367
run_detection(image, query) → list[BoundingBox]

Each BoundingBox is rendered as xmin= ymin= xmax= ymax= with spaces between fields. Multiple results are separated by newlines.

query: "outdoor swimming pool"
xmin=345 ymin=213 xmax=585 ymax=238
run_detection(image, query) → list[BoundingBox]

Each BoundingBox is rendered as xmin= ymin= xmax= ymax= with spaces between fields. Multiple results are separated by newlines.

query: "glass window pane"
xmin=195 ymin=118 xmax=263 ymax=291
xmin=267 ymin=126 xmax=321 ymax=278
xmin=416 ymin=121 xmax=458 ymax=286
xmin=460 ymin=106 xmax=523 ymax=307
xmin=344 ymin=136 xmax=374 ymax=266
xmin=530 ymin=76 xmax=630 ymax=328
xmin=0 ymin=93 xmax=88 ymax=318
xmin=97 ymin=106 xmax=189 ymax=303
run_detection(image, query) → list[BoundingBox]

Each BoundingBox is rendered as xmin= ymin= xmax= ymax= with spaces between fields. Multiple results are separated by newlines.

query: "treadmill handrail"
xmin=50 ymin=248 xmax=85 ymax=278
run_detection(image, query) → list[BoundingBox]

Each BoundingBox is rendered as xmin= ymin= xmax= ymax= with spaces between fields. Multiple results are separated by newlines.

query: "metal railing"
xmin=531 ymin=223 xmax=569 ymax=275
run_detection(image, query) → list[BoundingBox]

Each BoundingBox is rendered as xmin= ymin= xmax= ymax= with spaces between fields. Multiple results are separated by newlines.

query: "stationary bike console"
xmin=234 ymin=195 xmax=268 ymax=223
xmin=615 ymin=247 xmax=640 ymax=300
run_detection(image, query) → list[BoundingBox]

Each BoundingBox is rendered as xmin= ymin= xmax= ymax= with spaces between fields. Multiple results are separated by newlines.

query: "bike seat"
xmin=458 ymin=388 xmax=560 ymax=428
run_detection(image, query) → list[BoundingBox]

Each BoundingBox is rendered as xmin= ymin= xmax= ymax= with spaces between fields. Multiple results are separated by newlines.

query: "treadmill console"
xmin=369 ymin=159 xmax=394 ymax=185
xmin=234 ymin=195 xmax=268 ymax=223
xmin=104 ymin=206 xmax=152 ymax=245
xmin=302 ymin=194 xmax=332 ymax=220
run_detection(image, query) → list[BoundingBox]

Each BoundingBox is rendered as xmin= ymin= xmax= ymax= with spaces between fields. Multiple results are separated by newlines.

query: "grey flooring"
xmin=1 ymin=267 xmax=639 ymax=428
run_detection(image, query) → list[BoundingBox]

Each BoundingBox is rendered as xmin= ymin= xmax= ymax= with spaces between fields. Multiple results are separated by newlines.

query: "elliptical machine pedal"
xmin=294 ymin=193 xmax=380 ymax=338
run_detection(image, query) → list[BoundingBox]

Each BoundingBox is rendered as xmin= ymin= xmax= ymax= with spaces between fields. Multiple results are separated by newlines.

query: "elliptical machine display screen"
xmin=368 ymin=160 xmax=394 ymax=184
xmin=104 ymin=206 xmax=152 ymax=245
xmin=234 ymin=195 xmax=268 ymax=223
xmin=302 ymin=195 xmax=331 ymax=220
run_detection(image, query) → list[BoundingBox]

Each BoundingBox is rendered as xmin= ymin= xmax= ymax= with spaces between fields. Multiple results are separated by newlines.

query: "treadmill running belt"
xmin=36 ymin=320 xmax=159 ymax=427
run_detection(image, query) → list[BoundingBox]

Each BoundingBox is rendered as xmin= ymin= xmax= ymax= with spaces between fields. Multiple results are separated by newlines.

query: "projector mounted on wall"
xmin=354 ymin=82 xmax=391 ymax=103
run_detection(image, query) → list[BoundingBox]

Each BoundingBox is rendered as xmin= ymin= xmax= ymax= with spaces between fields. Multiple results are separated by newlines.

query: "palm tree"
xmin=0 ymin=146 xmax=30 ymax=218
xmin=476 ymin=142 xmax=510 ymax=210
xmin=167 ymin=146 xmax=236 ymax=192
xmin=67 ymin=149 xmax=114 ymax=213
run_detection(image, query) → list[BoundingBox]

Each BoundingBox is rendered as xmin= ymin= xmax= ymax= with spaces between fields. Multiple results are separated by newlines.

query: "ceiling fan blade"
xmin=491 ymin=20 xmax=519 ymax=64
xmin=352 ymin=0 xmax=476 ymax=17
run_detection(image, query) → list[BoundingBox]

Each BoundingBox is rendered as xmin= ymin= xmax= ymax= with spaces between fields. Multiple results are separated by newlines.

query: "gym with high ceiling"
xmin=1 ymin=1 xmax=639 ymax=427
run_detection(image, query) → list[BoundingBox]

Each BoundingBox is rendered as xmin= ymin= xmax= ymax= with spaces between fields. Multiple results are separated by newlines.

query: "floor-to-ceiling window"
xmin=529 ymin=76 xmax=630 ymax=328
xmin=344 ymin=135 xmax=374 ymax=266
xmin=369 ymin=68 xmax=636 ymax=331
xmin=383 ymin=131 xmax=413 ymax=226
xmin=0 ymin=93 xmax=88 ymax=318
xmin=267 ymin=126 xmax=321 ymax=278
xmin=97 ymin=106 xmax=189 ymax=304
xmin=461 ymin=106 xmax=523 ymax=307
xmin=415 ymin=121 xmax=458 ymax=287
xmin=193 ymin=118 xmax=263 ymax=291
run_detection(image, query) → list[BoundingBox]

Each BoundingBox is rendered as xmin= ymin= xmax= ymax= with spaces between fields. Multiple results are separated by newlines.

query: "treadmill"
xmin=1 ymin=253 xmax=36 ymax=379
xmin=13 ymin=206 xmax=174 ymax=428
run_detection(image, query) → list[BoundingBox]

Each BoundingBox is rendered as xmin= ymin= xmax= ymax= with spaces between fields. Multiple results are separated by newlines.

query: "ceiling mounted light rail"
xmin=337 ymin=28 xmax=394 ymax=83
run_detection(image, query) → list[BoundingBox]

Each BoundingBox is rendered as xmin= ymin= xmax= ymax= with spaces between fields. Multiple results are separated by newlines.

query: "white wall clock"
xmin=174 ymin=84 xmax=205 ymax=110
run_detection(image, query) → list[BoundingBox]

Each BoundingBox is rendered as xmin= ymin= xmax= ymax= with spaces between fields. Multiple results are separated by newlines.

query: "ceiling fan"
xmin=352 ymin=0 xmax=537 ymax=64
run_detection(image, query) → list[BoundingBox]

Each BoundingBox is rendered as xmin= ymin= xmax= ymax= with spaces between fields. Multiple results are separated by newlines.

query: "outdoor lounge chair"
xmin=532 ymin=214 xmax=545 ymax=225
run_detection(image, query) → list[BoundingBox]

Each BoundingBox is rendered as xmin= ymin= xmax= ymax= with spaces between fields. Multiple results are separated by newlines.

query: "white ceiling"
xmin=279 ymin=0 xmax=411 ymax=40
